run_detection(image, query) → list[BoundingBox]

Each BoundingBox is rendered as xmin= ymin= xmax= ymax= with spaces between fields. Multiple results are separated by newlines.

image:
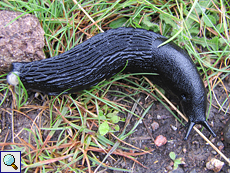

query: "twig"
xmin=142 ymin=120 xmax=155 ymax=142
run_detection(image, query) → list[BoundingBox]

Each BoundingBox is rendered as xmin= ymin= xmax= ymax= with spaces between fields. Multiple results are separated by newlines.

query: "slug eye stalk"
xmin=184 ymin=121 xmax=216 ymax=140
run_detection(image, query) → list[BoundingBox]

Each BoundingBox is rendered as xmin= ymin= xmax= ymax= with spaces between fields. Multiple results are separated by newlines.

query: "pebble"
xmin=157 ymin=114 xmax=162 ymax=119
xmin=206 ymin=158 xmax=224 ymax=172
xmin=154 ymin=135 xmax=167 ymax=147
xmin=182 ymin=147 xmax=187 ymax=153
xmin=211 ymin=150 xmax=217 ymax=155
xmin=217 ymin=141 xmax=224 ymax=150
xmin=170 ymin=125 xmax=177 ymax=131
xmin=151 ymin=121 xmax=159 ymax=131
xmin=165 ymin=165 xmax=173 ymax=171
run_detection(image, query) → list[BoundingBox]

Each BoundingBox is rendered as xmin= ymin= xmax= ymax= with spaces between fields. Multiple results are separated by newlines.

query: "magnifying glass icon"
xmin=3 ymin=154 xmax=18 ymax=170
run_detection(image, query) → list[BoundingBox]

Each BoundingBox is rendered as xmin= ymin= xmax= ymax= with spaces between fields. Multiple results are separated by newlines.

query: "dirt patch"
xmin=114 ymin=79 xmax=230 ymax=173
xmin=0 ymin=78 xmax=229 ymax=173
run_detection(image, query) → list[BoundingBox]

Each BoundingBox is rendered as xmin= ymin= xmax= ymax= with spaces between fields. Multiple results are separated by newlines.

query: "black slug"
xmin=7 ymin=27 xmax=216 ymax=140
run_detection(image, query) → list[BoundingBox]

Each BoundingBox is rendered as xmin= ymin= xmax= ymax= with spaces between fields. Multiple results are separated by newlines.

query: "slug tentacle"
xmin=7 ymin=27 xmax=216 ymax=139
xmin=184 ymin=121 xmax=216 ymax=140
xmin=200 ymin=121 xmax=216 ymax=137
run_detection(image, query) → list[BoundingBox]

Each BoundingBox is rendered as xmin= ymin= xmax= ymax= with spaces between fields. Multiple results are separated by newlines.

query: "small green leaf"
xmin=169 ymin=152 xmax=176 ymax=160
xmin=160 ymin=13 xmax=177 ymax=28
xmin=99 ymin=110 xmax=106 ymax=120
xmin=174 ymin=159 xmax=182 ymax=165
xmin=102 ymin=105 xmax=108 ymax=114
xmin=173 ymin=163 xmax=178 ymax=170
xmin=99 ymin=110 xmax=104 ymax=116
xmin=102 ymin=115 xmax=107 ymax=120
xmin=107 ymin=110 xmax=119 ymax=118
xmin=114 ymin=125 xmax=120 ymax=131
xmin=189 ymin=27 xmax=200 ymax=35
xmin=202 ymin=55 xmax=212 ymax=67
xmin=194 ymin=0 xmax=212 ymax=15
xmin=216 ymin=23 xmax=225 ymax=33
xmin=99 ymin=121 xmax=109 ymax=136
xmin=107 ymin=112 xmax=113 ymax=118
xmin=203 ymin=15 xmax=216 ymax=27
xmin=83 ymin=95 xmax=92 ymax=104
xmin=110 ymin=115 xmax=120 ymax=123
xmin=142 ymin=16 xmax=153 ymax=27
xmin=121 ymin=118 xmax=126 ymax=122
xmin=132 ymin=16 xmax=142 ymax=28
xmin=133 ymin=21 xmax=142 ymax=28
xmin=219 ymin=37 xmax=228 ymax=50
xmin=109 ymin=18 xmax=127 ymax=28
xmin=141 ymin=16 xmax=159 ymax=31
xmin=192 ymin=36 xmax=219 ymax=51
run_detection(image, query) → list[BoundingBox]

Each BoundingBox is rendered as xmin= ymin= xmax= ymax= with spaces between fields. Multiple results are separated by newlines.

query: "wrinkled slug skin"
xmin=8 ymin=27 xmax=216 ymax=139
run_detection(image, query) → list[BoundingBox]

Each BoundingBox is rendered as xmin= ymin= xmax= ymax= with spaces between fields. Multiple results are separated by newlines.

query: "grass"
xmin=0 ymin=0 xmax=229 ymax=172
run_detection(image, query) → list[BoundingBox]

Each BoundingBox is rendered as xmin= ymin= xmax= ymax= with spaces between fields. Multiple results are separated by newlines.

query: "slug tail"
xmin=7 ymin=62 xmax=25 ymax=86
xmin=200 ymin=120 xmax=216 ymax=137
xmin=184 ymin=122 xmax=195 ymax=140
xmin=7 ymin=72 xmax=20 ymax=86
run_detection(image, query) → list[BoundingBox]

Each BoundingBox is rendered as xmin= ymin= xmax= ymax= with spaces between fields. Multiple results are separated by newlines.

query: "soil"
xmin=0 ymin=77 xmax=229 ymax=173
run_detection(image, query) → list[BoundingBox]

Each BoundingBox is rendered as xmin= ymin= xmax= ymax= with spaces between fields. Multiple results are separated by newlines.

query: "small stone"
xmin=211 ymin=138 xmax=216 ymax=143
xmin=170 ymin=125 xmax=177 ymax=131
xmin=35 ymin=92 xmax=39 ymax=98
xmin=154 ymin=135 xmax=167 ymax=147
xmin=151 ymin=121 xmax=159 ymax=131
xmin=211 ymin=150 xmax=217 ymax=155
xmin=217 ymin=141 xmax=224 ymax=150
xmin=165 ymin=165 xmax=173 ymax=171
xmin=217 ymin=141 xmax=224 ymax=146
xmin=182 ymin=147 xmax=187 ymax=153
xmin=157 ymin=114 xmax=162 ymax=119
xmin=156 ymin=114 xmax=170 ymax=119
xmin=206 ymin=158 xmax=224 ymax=172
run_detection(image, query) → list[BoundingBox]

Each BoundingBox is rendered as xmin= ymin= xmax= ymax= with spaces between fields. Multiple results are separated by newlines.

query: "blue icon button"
xmin=0 ymin=151 xmax=21 ymax=173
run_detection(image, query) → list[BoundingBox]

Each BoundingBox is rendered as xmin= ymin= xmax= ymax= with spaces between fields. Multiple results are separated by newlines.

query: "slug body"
xmin=7 ymin=27 xmax=216 ymax=139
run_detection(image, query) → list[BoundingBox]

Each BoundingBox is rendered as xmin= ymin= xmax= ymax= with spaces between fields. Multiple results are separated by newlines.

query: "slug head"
xmin=180 ymin=93 xmax=216 ymax=140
